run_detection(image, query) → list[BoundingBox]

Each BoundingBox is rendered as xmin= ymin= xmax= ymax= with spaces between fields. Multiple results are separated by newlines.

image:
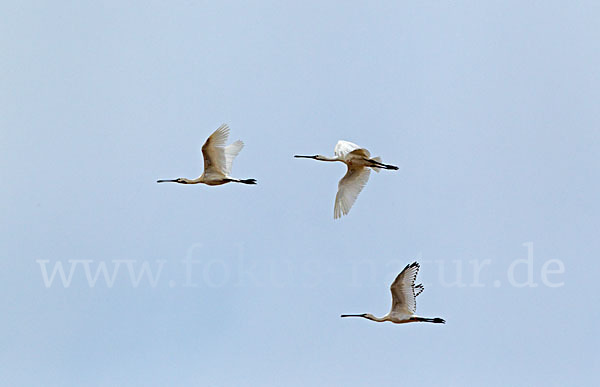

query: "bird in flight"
xmin=295 ymin=140 xmax=398 ymax=219
xmin=341 ymin=262 xmax=445 ymax=324
xmin=157 ymin=124 xmax=257 ymax=186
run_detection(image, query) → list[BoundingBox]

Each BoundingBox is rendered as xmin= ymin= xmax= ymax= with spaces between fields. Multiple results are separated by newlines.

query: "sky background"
xmin=2 ymin=1 xmax=599 ymax=386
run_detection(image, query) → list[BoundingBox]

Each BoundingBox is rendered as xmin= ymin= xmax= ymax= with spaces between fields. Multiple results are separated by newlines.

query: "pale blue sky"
xmin=2 ymin=1 xmax=599 ymax=386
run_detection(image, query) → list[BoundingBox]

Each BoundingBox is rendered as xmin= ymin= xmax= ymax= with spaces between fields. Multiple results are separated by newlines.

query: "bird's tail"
xmin=236 ymin=178 xmax=257 ymax=185
xmin=371 ymin=157 xmax=382 ymax=173
xmin=413 ymin=317 xmax=445 ymax=324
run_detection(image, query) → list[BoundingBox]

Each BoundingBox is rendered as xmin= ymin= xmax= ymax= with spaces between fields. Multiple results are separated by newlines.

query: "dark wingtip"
xmin=406 ymin=261 xmax=419 ymax=270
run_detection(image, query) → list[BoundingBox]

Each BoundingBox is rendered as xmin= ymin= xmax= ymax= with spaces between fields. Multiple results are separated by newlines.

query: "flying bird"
xmin=341 ymin=262 xmax=445 ymax=324
xmin=295 ymin=140 xmax=398 ymax=219
xmin=157 ymin=124 xmax=256 ymax=186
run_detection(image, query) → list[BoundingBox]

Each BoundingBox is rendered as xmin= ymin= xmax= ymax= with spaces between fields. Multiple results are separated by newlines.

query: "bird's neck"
xmin=315 ymin=155 xmax=340 ymax=162
xmin=182 ymin=177 xmax=203 ymax=184
xmin=364 ymin=314 xmax=389 ymax=322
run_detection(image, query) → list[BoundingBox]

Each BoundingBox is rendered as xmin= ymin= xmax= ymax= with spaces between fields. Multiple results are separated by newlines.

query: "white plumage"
xmin=157 ymin=124 xmax=257 ymax=186
xmin=295 ymin=140 xmax=399 ymax=219
xmin=341 ymin=262 xmax=446 ymax=324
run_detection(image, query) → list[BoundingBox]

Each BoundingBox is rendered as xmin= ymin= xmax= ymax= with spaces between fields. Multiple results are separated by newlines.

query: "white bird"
xmin=157 ymin=124 xmax=256 ymax=186
xmin=341 ymin=262 xmax=445 ymax=324
xmin=294 ymin=140 xmax=398 ymax=219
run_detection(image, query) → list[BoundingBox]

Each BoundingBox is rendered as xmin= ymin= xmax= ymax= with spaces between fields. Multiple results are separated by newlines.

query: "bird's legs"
xmin=224 ymin=178 xmax=257 ymax=185
xmin=410 ymin=317 xmax=446 ymax=324
xmin=365 ymin=158 xmax=399 ymax=170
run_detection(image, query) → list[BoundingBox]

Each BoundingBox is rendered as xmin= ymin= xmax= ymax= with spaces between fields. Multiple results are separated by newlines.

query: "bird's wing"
xmin=414 ymin=283 xmax=424 ymax=297
xmin=201 ymin=124 xmax=229 ymax=176
xmin=223 ymin=140 xmax=244 ymax=176
xmin=334 ymin=140 xmax=362 ymax=158
xmin=333 ymin=166 xmax=370 ymax=219
xmin=347 ymin=148 xmax=371 ymax=159
xmin=390 ymin=262 xmax=420 ymax=315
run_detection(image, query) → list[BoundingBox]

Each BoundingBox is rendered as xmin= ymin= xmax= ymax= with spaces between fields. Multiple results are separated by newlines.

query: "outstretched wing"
xmin=201 ymin=124 xmax=229 ymax=177
xmin=334 ymin=140 xmax=362 ymax=158
xmin=223 ymin=140 xmax=244 ymax=176
xmin=414 ymin=283 xmax=424 ymax=297
xmin=333 ymin=166 xmax=370 ymax=219
xmin=390 ymin=262 xmax=420 ymax=315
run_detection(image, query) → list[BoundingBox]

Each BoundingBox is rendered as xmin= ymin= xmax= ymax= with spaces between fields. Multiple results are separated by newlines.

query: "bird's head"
xmin=294 ymin=154 xmax=319 ymax=160
xmin=156 ymin=178 xmax=190 ymax=184
xmin=340 ymin=313 xmax=371 ymax=319
xmin=294 ymin=154 xmax=335 ymax=162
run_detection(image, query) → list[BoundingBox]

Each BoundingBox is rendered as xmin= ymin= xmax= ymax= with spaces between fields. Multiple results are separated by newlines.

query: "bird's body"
xmin=341 ymin=262 xmax=445 ymax=325
xmin=157 ymin=124 xmax=256 ymax=186
xmin=295 ymin=140 xmax=398 ymax=219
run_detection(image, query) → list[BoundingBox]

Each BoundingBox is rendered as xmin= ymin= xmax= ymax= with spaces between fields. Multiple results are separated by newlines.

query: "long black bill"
xmin=156 ymin=179 xmax=178 ymax=183
xmin=340 ymin=314 xmax=364 ymax=318
xmin=294 ymin=155 xmax=317 ymax=159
